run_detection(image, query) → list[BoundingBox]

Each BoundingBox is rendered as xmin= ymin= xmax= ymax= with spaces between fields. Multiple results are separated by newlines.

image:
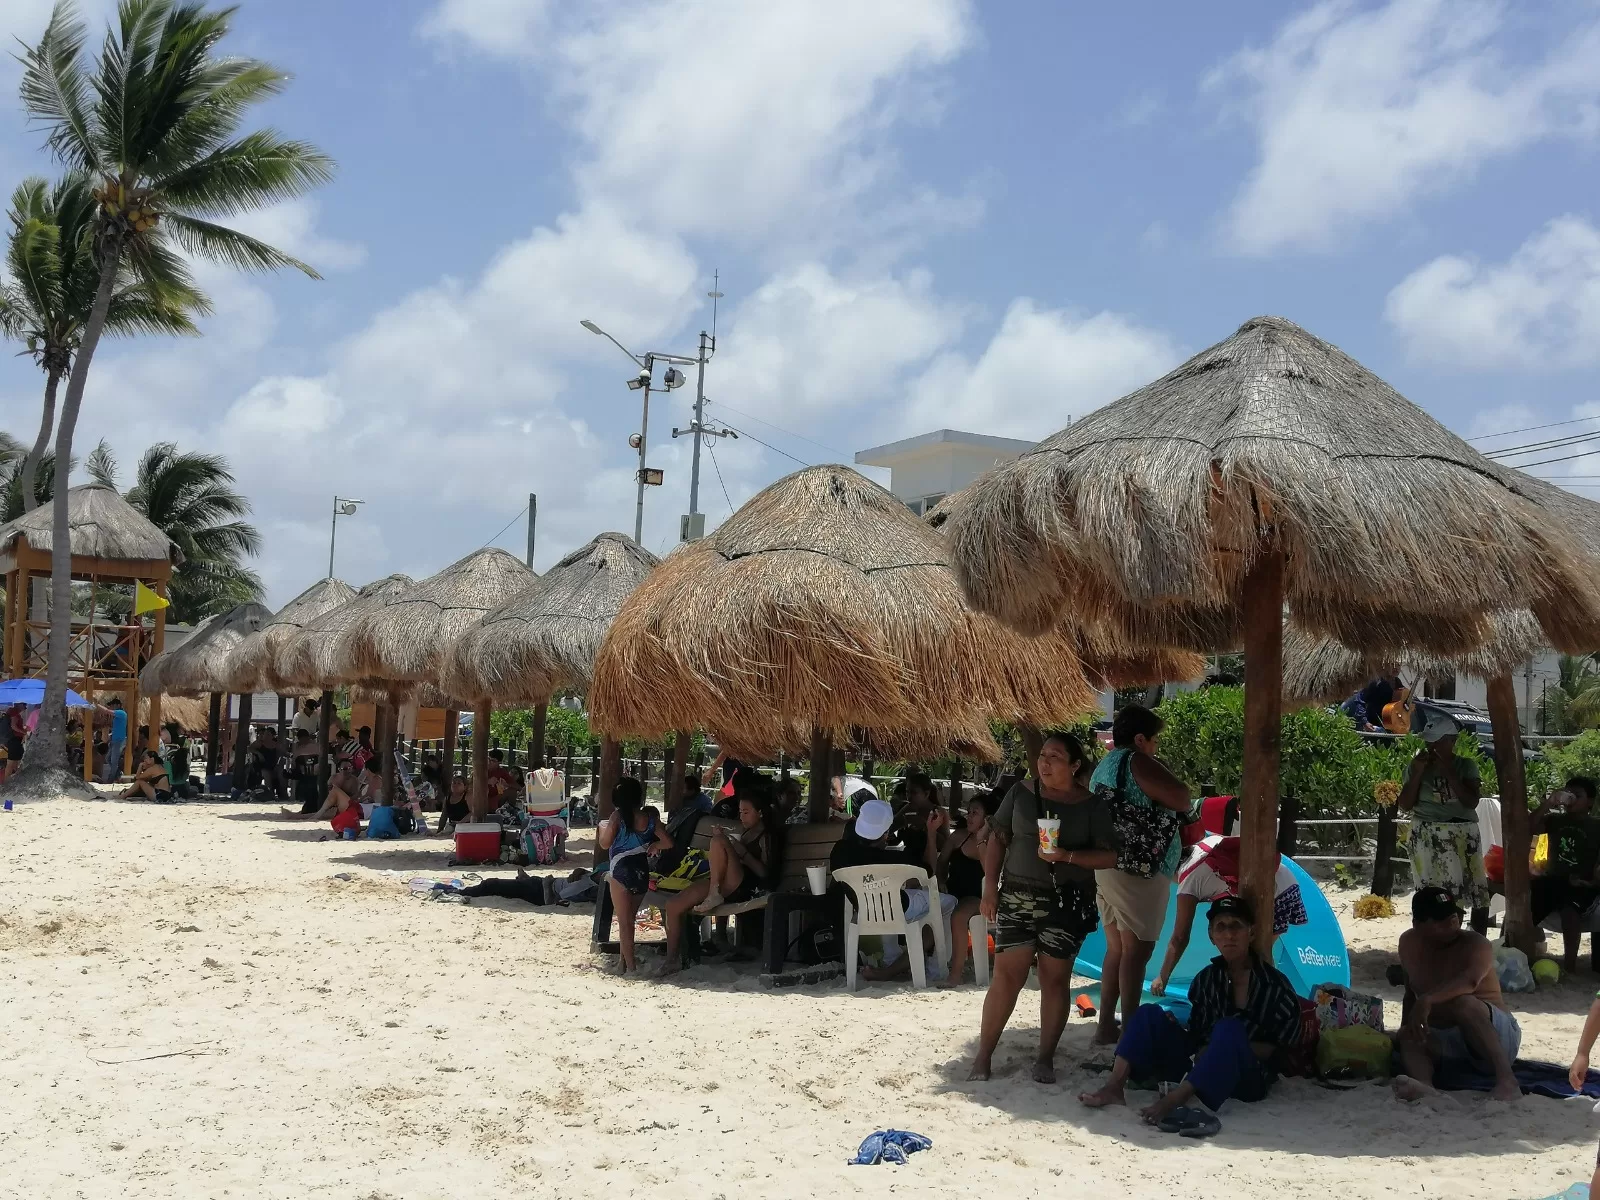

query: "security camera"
xmin=663 ymin=367 xmax=685 ymax=390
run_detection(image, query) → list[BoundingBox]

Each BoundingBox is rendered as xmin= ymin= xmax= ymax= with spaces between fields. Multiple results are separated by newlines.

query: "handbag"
xmin=1313 ymin=983 xmax=1384 ymax=1032
xmin=1099 ymin=751 xmax=1182 ymax=878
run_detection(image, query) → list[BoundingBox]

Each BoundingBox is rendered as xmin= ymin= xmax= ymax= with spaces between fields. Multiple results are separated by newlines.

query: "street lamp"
xmin=329 ymin=496 xmax=363 ymax=578
xmin=580 ymin=320 xmax=698 ymax=543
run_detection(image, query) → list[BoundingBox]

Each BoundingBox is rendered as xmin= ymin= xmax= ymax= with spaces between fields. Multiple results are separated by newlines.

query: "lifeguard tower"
xmin=0 ymin=483 xmax=177 ymax=779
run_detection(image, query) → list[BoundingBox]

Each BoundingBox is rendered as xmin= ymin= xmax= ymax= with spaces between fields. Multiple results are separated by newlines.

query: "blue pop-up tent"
xmin=0 ymin=678 xmax=92 ymax=708
xmin=1076 ymin=852 xmax=1349 ymax=1019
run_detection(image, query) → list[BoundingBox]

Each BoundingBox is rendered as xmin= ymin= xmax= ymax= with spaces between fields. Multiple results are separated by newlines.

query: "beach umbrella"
xmin=0 ymin=678 xmax=91 ymax=707
xmin=1282 ymin=472 xmax=1600 ymax=950
xmin=946 ymin=315 xmax=1600 ymax=944
xmin=137 ymin=603 xmax=272 ymax=698
xmin=220 ymin=576 xmax=357 ymax=695
xmin=590 ymin=464 xmax=1100 ymax=818
xmin=273 ymin=574 xmax=413 ymax=693
xmin=337 ymin=548 xmax=536 ymax=817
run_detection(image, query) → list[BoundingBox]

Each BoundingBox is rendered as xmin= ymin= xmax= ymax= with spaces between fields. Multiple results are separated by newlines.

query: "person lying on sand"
xmin=1079 ymin=896 xmax=1305 ymax=1134
xmin=1392 ymin=886 xmax=1521 ymax=1104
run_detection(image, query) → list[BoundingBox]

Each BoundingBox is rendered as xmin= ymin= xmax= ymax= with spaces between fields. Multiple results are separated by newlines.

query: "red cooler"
xmin=453 ymin=822 xmax=502 ymax=864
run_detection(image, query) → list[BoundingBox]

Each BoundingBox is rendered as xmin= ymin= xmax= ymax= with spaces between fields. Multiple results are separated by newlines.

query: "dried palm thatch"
xmin=273 ymin=574 xmax=413 ymax=691
xmin=444 ymin=533 xmax=659 ymax=705
xmin=590 ymin=465 xmax=1098 ymax=761
xmin=145 ymin=694 xmax=209 ymax=734
xmin=946 ymin=315 xmax=1600 ymax=655
xmin=337 ymin=549 xmax=536 ymax=688
xmin=137 ymin=603 xmax=272 ymax=697
xmin=1283 ymin=471 xmax=1600 ymax=705
xmin=0 ymin=482 xmax=180 ymax=564
xmin=220 ymin=577 xmax=357 ymax=694
xmin=929 ymin=489 xmax=1205 ymax=690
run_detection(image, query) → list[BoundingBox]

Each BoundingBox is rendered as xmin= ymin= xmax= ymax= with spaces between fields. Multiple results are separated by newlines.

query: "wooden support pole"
xmin=1372 ymin=805 xmax=1398 ymax=897
xmin=232 ymin=692 xmax=254 ymax=790
xmin=666 ymin=731 xmax=688 ymax=812
xmin=317 ymin=689 xmax=334 ymax=793
xmin=597 ymin=735 xmax=622 ymax=820
xmin=1020 ymin=724 xmax=1045 ymax=781
xmin=949 ymin=757 xmax=963 ymax=821
xmin=808 ymin=728 xmax=833 ymax=822
xmin=470 ymin=703 xmax=491 ymax=820
xmin=440 ymin=709 xmax=458 ymax=785
xmin=531 ymin=702 xmax=548 ymax=769
xmin=206 ymin=693 xmax=223 ymax=777
xmin=276 ymin=695 xmax=287 ymax=743
xmin=379 ymin=703 xmax=398 ymax=805
xmin=1487 ymin=672 xmax=1535 ymax=954
xmin=1277 ymin=791 xmax=1299 ymax=857
xmin=1240 ymin=546 xmax=1285 ymax=953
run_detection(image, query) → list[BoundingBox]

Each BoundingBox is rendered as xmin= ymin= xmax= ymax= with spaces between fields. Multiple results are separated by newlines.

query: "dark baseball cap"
xmin=1207 ymin=895 xmax=1255 ymax=925
xmin=1412 ymin=885 xmax=1463 ymax=922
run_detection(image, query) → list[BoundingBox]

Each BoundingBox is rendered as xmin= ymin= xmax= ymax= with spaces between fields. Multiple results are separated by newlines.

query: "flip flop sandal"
xmin=1157 ymin=1106 xmax=1221 ymax=1138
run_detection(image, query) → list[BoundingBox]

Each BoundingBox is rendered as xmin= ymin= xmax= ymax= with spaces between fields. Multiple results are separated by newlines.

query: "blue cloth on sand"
xmin=849 ymin=1129 xmax=932 ymax=1166
xmin=365 ymin=805 xmax=401 ymax=839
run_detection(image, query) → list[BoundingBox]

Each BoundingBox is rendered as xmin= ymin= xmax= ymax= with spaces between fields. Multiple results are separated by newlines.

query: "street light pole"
xmin=635 ymin=354 xmax=653 ymax=545
xmin=329 ymin=496 xmax=363 ymax=578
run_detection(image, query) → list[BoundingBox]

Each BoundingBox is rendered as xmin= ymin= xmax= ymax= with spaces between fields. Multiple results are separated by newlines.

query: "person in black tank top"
xmin=938 ymin=793 xmax=994 ymax=988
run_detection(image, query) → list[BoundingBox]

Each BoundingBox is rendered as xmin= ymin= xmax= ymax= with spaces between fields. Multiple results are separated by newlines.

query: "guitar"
xmin=1381 ymin=680 xmax=1417 ymax=735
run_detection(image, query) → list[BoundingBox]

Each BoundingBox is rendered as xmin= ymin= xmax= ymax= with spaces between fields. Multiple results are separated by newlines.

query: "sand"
xmin=2 ymin=795 xmax=1597 ymax=1200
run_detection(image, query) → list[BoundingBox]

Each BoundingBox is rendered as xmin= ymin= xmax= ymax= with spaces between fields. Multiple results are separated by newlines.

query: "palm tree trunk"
xmin=32 ymin=237 xmax=123 ymax=773
xmin=21 ymin=367 xmax=60 ymax=515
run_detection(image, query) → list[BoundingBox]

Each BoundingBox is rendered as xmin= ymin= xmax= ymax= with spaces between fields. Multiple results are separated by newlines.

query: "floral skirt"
xmin=1409 ymin=818 xmax=1490 ymax=911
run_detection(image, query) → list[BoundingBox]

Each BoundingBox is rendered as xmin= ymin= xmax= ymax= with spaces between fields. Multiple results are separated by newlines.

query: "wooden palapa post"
xmin=531 ymin=702 xmax=548 ymax=769
xmin=378 ymin=702 xmax=399 ymax=805
xmin=316 ymin=689 xmax=334 ymax=793
xmin=1486 ymin=672 xmax=1534 ymax=953
xmin=665 ymin=731 xmax=688 ymax=812
xmin=231 ymin=692 xmax=254 ymax=789
xmin=596 ymin=735 xmax=622 ymax=819
xmin=470 ymin=702 xmax=491 ymax=820
xmin=1020 ymin=724 xmax=1045 ymax=780
xmin=205 ymin=692 xmax=223 ymax=778
xmin=807 ymin=728 xmax=833 ymax=822
xmin=440 ymin=709 xmax=458 ymax=786
xmin=1240 ymin=544 xmax=1285 ymax=953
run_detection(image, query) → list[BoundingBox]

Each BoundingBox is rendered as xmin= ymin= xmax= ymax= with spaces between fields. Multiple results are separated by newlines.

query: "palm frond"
xmin=157 ymin=130 xmax=334 ymax=218
xmin=160 ymin=211 xmax=321 ymax=277
xmin=18 ymin=3 xmax=100 ymax=174
xmin=84 ymin=438 xmax=117 ymax=487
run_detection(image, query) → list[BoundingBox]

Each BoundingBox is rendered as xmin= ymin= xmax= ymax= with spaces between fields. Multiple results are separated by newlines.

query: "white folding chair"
xmin=832 ymin=864 xmax=949 ymax=990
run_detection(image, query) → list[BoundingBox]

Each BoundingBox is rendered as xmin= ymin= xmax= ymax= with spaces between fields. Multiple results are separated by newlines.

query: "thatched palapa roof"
xmin=0 ymin=482 xmax=179 ymax=565
xmin=444 ymin=532 xmax=658 ymax=705
xmin=274 ymin=574 xmax=413 ymax=691
xmin=336 ymin=548 xmax=535 ymax=690
xmin=590 ymin=464 xmax=1099 ymax=761
xmin=221 ymin=576 xmax=357 ymax=694
xmin=137 ymin=603 xmax=272 ymax=696
xmin=946 ymin=316 xmax=1600 ymax=656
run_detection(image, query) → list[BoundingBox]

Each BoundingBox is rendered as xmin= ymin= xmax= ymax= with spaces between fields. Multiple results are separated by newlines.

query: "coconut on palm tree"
xmin=0 ymin=173 xmax=205 ymax=516
xmin=88 ymin=441 xmax=263 ymax=622
xmin=13 ymin=0 xmax=333 ymax=784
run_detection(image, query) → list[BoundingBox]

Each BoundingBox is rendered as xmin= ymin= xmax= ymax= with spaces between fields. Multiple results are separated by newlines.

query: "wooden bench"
xmin=591 ymin=818 xmax=848 ymax=974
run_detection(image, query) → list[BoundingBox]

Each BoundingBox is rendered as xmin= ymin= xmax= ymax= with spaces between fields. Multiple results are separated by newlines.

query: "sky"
xmin=2 ymin=0 xmax=1599 ymax=608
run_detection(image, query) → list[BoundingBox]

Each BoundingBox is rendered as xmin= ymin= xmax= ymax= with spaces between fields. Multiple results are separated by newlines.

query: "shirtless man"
xmin=1394 ymin=885 xmax=1521 ymax=1103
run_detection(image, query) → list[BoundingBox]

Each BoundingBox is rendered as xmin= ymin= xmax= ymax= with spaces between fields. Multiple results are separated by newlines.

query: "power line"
xmin=479 ymin=503 xmax=529 ymax=550
xmin=708 ymin=400 xmax=854 ymax=460
xmin=1470 ymin=414 xmax=1600 ymax=443
xmin=707 ymin=440 xmax=734 ymax=514
xmin=720 ymin=423 xmax=813 ymax=467
xmin=1486 ymin=428 xmax=1600 ymax=459
xmin=1506 ymin=447 xmax=1600 ymax=470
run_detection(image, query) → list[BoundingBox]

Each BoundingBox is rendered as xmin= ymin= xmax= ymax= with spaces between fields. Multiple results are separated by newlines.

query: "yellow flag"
xmin=134 ymin=581 xmax=169 ymax=615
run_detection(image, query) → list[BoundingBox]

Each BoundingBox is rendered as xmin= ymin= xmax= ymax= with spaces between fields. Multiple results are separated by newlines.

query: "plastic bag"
xmin=1316 ymin=1024 xmax=1393 ymax=1080
xmin=1532 ymin=834 xmax=1550 ymax=874
xmin=1494 ymin=946 xmax=1536 ymax=993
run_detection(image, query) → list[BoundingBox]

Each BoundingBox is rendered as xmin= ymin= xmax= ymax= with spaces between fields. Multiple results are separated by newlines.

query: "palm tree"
xmin=1538 ymin=655 xmax=1600 ymax=735
xmin=0 ymin=173 xmax=205 ymax=516
xmin=15 ymin=1 xmax=332 ymax=780
xmin=0 ymin=441 xmax=63 ymax=521
xmin=91 ymin=440 xmax=263 ymax=622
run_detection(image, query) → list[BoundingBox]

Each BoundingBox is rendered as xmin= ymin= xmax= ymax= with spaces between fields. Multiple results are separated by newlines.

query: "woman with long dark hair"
xmin=969 ymin=732 xmax=1118 ymax=1082
xmin=598 ymin=777 xmax=670 ymax=974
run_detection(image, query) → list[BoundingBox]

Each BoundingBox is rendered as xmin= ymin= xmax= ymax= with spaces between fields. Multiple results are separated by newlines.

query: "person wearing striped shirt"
xmin=1079 ymin=895 xmax=1305 ymax=1134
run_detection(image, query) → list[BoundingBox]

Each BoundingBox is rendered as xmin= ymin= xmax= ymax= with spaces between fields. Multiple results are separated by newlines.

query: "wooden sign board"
xmin=349 ymin=702 xmax=376 ymax=736
xmin=413 ymin=708 xmax=447 ymax=741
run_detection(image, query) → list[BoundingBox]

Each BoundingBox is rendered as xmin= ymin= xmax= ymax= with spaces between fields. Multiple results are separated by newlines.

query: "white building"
xmin=854 ymin=429 xmax=1036 ymax=515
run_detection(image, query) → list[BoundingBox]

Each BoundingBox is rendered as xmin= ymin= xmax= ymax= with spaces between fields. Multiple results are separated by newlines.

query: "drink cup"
xmin=1037 ymin=817 xmax=1061 ymax=855
xmin=806 ymin=865 xmax=828 ymax=896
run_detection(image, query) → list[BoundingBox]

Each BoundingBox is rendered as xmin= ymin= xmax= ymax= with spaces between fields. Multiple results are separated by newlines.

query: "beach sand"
xmin=2 ymin=795 xmax=1596 ymax=1199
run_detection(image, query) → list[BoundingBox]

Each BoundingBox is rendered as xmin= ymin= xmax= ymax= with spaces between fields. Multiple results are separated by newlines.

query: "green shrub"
xmin=1547 ymin=730 xmax=1600 ymax=787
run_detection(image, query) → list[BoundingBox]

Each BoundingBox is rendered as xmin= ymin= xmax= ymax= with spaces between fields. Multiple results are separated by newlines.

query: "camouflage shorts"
xmin=994 ymin=882 xmax=1098 ymax=960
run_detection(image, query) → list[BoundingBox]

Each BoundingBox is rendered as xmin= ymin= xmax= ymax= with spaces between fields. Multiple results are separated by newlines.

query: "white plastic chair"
xmin=969 ymin=912 xmax=990 ymax=987
xmin=1478 ymin=796 xmax=1505 ymax=923
xmin=832 ymin=864 xmax=949 ymax=990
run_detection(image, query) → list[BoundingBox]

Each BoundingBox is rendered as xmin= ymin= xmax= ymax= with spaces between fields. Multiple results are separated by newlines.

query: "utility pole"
xmin=634 ymin=355 xmax=652 ymax=545
xmin=674 ymin=275 xmax=733 ymax=542
xmin=526 ymin=493 xmax=537 ymax=569
xmin=688 ymin=332 xmax=708 ymax=520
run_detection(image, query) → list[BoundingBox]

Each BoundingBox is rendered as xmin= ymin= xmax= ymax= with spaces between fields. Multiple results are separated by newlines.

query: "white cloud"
xmin=1211 ymin=0 xmax=1600 ymax=254
xmin=1385 ymin=216 xmax=1600 ymax=368
xmin=709 ymin=265 xmax=964 ymax=425
xmin=903 ymin=301 xmax=1184 ymax=441
xmin=227 ymin=201 xmax=366 ymax=273
xmin=419 ymin=0 xmax=553 ymax=57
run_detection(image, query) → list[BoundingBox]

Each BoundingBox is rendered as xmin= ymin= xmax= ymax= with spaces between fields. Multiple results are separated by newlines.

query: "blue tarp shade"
xmin=0 ymin=678 xmax=93 ymax=708
xmin=1076 ymin=853 xmax=1350 ymax=1020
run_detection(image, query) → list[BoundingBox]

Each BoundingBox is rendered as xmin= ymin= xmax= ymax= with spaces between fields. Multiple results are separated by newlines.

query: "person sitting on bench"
xmin=831 ymin=797 xmax=953 ymax=981
xmin=1079 ymin=895 xmax=1305 ymax=1135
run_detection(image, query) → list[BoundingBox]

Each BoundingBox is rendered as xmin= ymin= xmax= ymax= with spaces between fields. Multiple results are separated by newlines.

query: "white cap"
xmin=1416 ymin=706 xmax=1460 ymax=745
xmin=855 ymin=798 xmax=894 ymax=841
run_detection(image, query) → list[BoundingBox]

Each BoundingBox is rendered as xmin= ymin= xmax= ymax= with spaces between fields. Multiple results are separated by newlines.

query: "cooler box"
xmin=453 ymin=822 xmax=502 ymax=864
